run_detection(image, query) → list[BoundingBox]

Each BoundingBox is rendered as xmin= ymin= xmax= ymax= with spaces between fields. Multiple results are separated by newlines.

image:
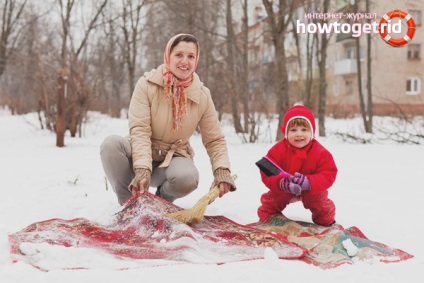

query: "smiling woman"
xmin=168 ymin=41 xmax=198 ymax=80
xmin=165 ymin=34 xmax=199 ymax=81
xmin=100 ymin=33 xmax=237 ymax=207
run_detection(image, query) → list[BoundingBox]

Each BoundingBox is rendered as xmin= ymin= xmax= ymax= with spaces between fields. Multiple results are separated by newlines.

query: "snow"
xmin=1 ymin=109 xmax=423 ymax=282
xmin=342 ymin=239 xmax=358 ymax=257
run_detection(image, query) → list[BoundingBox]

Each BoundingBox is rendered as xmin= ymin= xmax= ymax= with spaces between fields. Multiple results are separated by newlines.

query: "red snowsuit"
xmin=257 ymin=138 xmax=338 ymax=226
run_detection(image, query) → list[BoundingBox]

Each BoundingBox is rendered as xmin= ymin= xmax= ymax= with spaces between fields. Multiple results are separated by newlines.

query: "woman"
xmin=100 ymin=33 xmax=236 ymax=205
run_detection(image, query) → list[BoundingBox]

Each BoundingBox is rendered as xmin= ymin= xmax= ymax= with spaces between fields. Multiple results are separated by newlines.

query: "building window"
xmin=345 ymin=47 xmax=355 ymax=59
xmin=407 ymin=44 xmax=420 ymax=59
xmin=409 ymin=10 xmax=422 ymax=26
xmin=333 ymin=80 xmax=340 ymax=96
xmin=345 ymin=80 xmax=353 ymax=95
xmin=335 ymin=50 xmax=340 ymax=62
xmin=406 ymin=77 xmax=421 ymax=95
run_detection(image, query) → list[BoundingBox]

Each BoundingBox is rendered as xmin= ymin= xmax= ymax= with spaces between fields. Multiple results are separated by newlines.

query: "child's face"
xmin=287 ymin=125 xmax=312 ymax=148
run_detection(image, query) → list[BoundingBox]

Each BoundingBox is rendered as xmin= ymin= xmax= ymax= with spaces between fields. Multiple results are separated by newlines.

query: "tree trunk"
xmin=355 ymin=34 xmax=367 ymax=129
xmin=275 ymin=36 xmax=290 ymax=141
xmin=226 ymin=0 xmax=243 ymax=133
xmin=0 ymin=0 xmax=27 ymax=77
xmin=317 ymin=51 xmax=327 ymax=137
xmin=317 ymin=0 xmax=330 ymax=137
xmin=122 ymin=0 xmax=145 ymax=98
xmin=305 ymin=32 xmax=315 ymax=108
xmin=262 ymin=0 xmax=294 ymax=141
xmin=56 ymin=68 xmax=66 ymax=147
xmin=241 ymin=0 xmax=250 ymax=134
xmin=354 ymin=0 xmax=366 ymax=132
xmin=56 ymin=0 xmax=71 ymax=147
xmin=365 ymin=0 xmax=373 ymax=133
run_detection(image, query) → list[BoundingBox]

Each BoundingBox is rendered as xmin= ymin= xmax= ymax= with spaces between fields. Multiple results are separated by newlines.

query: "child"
xmin=257 ymin=105 xmax=338 ymax=226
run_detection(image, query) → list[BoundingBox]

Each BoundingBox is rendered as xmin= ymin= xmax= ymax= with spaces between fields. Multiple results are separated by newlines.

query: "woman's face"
xmin=169 ymin=41 xmax=198 ymax=81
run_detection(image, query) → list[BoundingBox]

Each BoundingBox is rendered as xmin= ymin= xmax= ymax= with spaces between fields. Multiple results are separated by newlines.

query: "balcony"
xmin=334 ymin=59 xmax=357 ymax=75
xmin=336 ymin=0 xmax=351 ymax=10
xmin=336 ymin=32 xmax=353 ymax=42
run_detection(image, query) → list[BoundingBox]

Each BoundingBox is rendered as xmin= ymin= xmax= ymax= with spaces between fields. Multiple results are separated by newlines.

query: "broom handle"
xmin=207 ymin=187 xmax=221 ymax=205
xmin=206 ymin=174 xmax=238 ymax=205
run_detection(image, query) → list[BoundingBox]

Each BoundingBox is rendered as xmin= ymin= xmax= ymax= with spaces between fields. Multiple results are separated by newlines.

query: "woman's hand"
xmin=210 ymin=181 xmax=231 ymax=198
xmin=212 ymin=168 xmax=237 ymax=196
xmin=128 ymin=168 xmax=151 ymax=196
xmin=131 ymin=178 xmax=148 ymax=196
xmin=218 ymin=182 xmax=231 ymax=197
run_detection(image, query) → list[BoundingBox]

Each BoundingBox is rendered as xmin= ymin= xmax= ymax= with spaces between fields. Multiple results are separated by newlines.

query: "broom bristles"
xmin=165 ymin=187 xmax=220 ymax=226
xmin=165 ymin=175 xmax=237 ymax=226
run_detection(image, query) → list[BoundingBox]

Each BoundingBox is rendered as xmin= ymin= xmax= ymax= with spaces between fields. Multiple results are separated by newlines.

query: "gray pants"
xmin=100 ymin=135 xmax=199 ymax=204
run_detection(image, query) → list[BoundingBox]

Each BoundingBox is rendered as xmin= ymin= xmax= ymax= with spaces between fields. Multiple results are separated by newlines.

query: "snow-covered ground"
xmin=0 ymin=109 xmax=423 ymax=282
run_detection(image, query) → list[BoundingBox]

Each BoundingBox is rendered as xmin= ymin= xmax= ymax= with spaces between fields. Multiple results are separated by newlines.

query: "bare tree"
xmin=142 ymin=2 xmax=168 ymax=70
xmin=0 ymin=0 xmax=28 ymax=77
xmin=239 ymin=0 xmax=257 ymax=142
xmin=353 ymin=0 xmax=367 ymax=133
xmin=29 ymin=13 xmax=57 ymax=131
xmin=121 ymin=0 xmax=148 ymax=98
xmin=159 ymin=0 xmax=200 ymax=34
xmin=195 ymin=0 xmax=221 ymax=93
xmin=224 ymin=0 xmax=243 ymax=133
xmin=94 ymin=2 xmax=126 ymax=118
xmin=55 ymin=0 xmax=72 ymax=147
xmin=35 ymin=48 xmax=55 ymax=131
xmin=294 ymin=0 xmax=317 ymax=108
xmin=0 ymin=1 xmax=59 ymax=124
xmin=315 ymin=0 xmax=330 ymax=137
xmin=364 ymin=0 xmax=373 ymax=132
xmin=224 ymin=0 xmax=258 ymax=142
xmin=56 ymin=0 xmax=108 ymax=147
xmin=262 ymin=0 xmax=295 ymax=141
xmin=352 ymin=0 xmax=372 ymax=133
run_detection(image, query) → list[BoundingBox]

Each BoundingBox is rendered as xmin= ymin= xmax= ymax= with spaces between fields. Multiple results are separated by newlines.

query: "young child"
xmin=257 ymin=105 xmax=338 ymax=226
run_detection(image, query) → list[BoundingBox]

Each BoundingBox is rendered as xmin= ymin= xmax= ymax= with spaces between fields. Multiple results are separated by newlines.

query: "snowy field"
xmin=0 ymin=109 xmax=423 ymax=282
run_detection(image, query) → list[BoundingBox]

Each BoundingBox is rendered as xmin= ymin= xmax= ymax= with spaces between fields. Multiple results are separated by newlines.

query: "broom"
xmin=165 ymin=175 xmax=237 ymax=226
xmin=255 ymin=156 xmax=292 ymax=177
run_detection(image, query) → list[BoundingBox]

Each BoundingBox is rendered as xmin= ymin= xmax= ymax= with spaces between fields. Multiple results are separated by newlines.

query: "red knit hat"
xmin=280 ymin=105 xmax=316 ymax=138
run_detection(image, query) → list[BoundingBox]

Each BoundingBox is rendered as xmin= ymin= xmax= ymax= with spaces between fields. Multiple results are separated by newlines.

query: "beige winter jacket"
xmin=128 ymin=64 xmax=231 ymax=174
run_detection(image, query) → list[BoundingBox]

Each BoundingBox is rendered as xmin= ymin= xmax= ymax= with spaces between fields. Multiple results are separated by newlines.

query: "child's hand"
xmin=289 ymin=173 xmax=310 ymax=191
xmin=280 ymin=173 xmax=310 ymax=195
xmin=280 ymin=178 xmax=302 ymax=195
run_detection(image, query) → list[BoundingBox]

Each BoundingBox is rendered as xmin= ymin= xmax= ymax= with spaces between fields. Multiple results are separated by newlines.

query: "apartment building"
xmin=246 ymin=0 xmax=423 ymax=116
xmin=326 ymin=0 xmax=424 ymax=116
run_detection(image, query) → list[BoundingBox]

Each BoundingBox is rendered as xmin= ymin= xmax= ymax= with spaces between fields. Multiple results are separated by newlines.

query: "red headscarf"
xmin=163 ymin=34 xmax=199 ymax=130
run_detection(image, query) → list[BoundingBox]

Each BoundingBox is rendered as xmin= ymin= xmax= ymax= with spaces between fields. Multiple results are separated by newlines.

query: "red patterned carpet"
xmin=9 ymin=193 xmax=304 ymax=271
xmin=9 ymin=192 xmax=412 ymax=271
